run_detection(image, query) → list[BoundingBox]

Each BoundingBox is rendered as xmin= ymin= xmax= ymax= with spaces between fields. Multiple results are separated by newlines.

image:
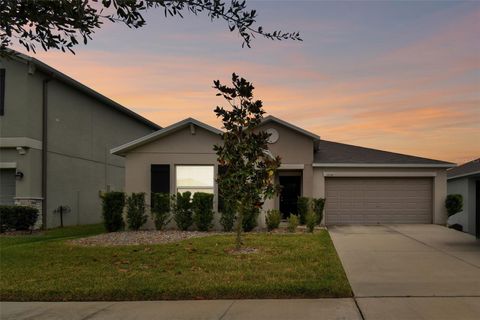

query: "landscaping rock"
xmin=69 ymin=230 xmax=220 ymax=247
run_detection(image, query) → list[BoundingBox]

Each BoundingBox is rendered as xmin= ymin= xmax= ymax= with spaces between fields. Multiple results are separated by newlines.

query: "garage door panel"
xmin=325 ymin=177 xmax=432 ymax=225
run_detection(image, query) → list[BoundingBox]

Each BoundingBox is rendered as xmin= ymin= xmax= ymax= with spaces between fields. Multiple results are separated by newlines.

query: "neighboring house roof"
xmin=111 ymin=118 xmax=222 ymax=156
xmin=8 ymin=51 xmax=160 ymax=131
xmin=261 ymin=115 xmax=320 ymax=141
xmin=447 ymin=158 xmax=480 ymax=180
xmin=314 ymin=140 xmax=455 ymax=167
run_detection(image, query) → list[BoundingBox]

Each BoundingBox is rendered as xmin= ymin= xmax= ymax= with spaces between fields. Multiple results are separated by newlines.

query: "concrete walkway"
xmin=0 ymin=299 xmax=362 ymax=320
xmin=330 ymin=224 xmax=480 ymax=319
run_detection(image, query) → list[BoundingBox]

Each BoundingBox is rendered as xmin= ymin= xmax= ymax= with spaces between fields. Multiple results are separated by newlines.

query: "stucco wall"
xmin=447 ymin=177 xmax=477 ymax=235
xmin=124 ymin=125 xmax=222 ymax=229
xmin=0 ymin=57 xmax=156 ymax=228
xmin=313 ymin=167 xmax=448 ymax=225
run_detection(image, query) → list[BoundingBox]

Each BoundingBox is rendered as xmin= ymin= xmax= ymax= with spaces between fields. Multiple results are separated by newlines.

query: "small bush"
xmin=173 ymin=192 xmax=193 ymax=231
xmin=305 ymin=210 xmax=316 ymax=233
xmin=445 ymin=194 xmax=463 ymax=217
xmin=192 ymin=192 xmax=214 ymax=231
xmin=265 ymin=209 xmax=281 ymax=231
xmin=297 ymin=197 xmax=310 ymax=225
xmin=312 ymin=198 xmax=325 ymax=225
xmin=220 ymin=199 xmax=236 ymax=232
xmin=101 ymin=191 xmax=125 ymax=232
xmin=151 ymin=193 xmax=171 ymax=230
xmin=242 ymin=204 xmax=259 ymax=232
xmin=0 ymin=205 xmax=39 ymax=232
xmin=287 ymin=214 xmax=299 ymax=233
xmin=126 ymin=193 xmax=147 ymax=230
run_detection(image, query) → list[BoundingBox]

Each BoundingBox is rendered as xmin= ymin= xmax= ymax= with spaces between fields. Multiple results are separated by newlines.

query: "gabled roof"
xmin=314 ymin=140 xmax=455 ymax=167
xmin=6 ymin=50 xmax=160 ymax=130
xmin=111 ymin=118 xmax=222 ymax=156
xmin=260 ymin=115 xmax=320 ymax=141
xmin=447 ymin=158 xmax=480 ymax=179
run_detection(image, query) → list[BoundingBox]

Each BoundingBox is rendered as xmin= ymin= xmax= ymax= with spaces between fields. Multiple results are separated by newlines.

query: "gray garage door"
xmin=325 ymin=177 xmax=432 ymax=225
xmin=0 ymin=169 xmax=16 ymax=205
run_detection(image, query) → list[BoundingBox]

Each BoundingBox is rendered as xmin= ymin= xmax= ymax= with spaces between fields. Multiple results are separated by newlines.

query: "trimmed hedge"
xmin=297 ymin=197 xmax=310 ymax=225
xmin=192 ymin=192 xmax=214 ymax=231
xmin=126 ymin=192 xmax=147 ymax=230
xmin=242 ymin=205 xmax=259 ymax=232
xmin=265 ymin=209 xmax=281 ymax=231
xmin=219 ymin=198 xmax=236 ymax=232
xmin=101 ymin=191 xmax=125 ymax=232
xmin=173 ymin=192 xmax=193 ymax=231
xmin=151 ymin=193 xmax=171 ymax=230
xmin=0 ymin=205 xmax=39 ymax=232
xmin=312 ymin=198 xmax=325 ymax=225
xmin=287 ymin=214 xmax=299 ymax=233
xmin=445 ymin=194 xmax=463 ymax=217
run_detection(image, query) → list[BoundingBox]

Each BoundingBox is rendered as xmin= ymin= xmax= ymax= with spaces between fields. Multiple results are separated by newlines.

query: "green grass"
xmin=0 ymin=225 xmax=352 ymax=301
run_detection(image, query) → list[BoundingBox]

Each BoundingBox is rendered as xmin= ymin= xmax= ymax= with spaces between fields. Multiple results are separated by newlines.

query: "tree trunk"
xmin=235 ymin=201 xmax=244 ymax=250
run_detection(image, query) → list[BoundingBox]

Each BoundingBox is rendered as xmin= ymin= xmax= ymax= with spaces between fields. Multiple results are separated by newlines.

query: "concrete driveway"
xmin=330 ymin=224 xmax=480 ymax=319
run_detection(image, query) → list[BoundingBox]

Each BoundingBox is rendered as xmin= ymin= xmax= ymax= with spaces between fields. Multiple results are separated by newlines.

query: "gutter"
xmin=41 ymin=78 xmax=50 ymax=229
xmin=312 ymin=163 xmax=456 ymax=168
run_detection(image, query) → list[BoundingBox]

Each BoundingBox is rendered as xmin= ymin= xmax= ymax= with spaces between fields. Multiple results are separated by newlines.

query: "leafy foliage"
xmin=192 ymin=192 xmax=214 ymax=231
xmin=0 ymin=0 xmax=301 ymax=56
xmin=0 ymin=205 xmax=39 ymax=232
xmin=312 ymin=198 xmax=325 ymax=225
xmin=151 ymin=193 xmax=172 ymax=230
xmin=101 ymin=191 xmax=125 ymax=232
xmin=445 ymin=194 xmax=463 ymax=217
xmin=242 ymin=204 xmax=260 ymax=232
xmin=305 ymin=210 xmax=316 ymax=233
xmin=173 ymin=192 xmax=193 ymax=231
xmin=287 ymin=214 xmax=299 ymax=233
xmin=126 ymin=193 xmax=147 ymax=230
xmin=297 ymin=196 xmax=310 ymax=225
xmin=265 ymin=209 xmax=281 ymax=231
xmin=219 ymin=196 xmax=236 ymax=232
xmin=214 ymin=73 xmax=281 ymax=248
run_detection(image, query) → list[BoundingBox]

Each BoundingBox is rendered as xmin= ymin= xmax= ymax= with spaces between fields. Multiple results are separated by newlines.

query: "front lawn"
xmin=0 ymin=225 xmax=351 ymax=301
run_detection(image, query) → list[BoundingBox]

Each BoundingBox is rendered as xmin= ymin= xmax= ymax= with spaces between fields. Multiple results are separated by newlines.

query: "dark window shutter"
xmin=0 ymin=69 xmax=5 ymax=116
xmin=151 ymin=165 xmax=170 ymax=194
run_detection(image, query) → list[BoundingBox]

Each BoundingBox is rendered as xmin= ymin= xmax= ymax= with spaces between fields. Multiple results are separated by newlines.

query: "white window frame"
xmin=175 ymin=165 xmax=215 ymax=195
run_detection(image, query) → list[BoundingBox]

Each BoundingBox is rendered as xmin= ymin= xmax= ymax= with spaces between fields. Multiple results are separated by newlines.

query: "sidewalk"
xmin=1 ymin=299 xmax=361 ymax=320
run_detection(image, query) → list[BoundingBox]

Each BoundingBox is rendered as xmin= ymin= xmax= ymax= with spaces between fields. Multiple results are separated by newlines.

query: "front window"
xmin=176 ymin=165 xmax=214 ymax=195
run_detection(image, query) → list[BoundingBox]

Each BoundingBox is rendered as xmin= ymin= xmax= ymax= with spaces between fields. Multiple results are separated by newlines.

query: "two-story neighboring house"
xmin=0 ymin=52 xmax=160 ymax=228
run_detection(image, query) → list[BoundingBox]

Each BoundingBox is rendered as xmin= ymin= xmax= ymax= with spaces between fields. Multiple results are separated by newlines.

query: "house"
xmin=447 ymin=158 xmax=480 ymax=238
xmin=0 ymin=52 xmax=160 ymax=228
xmin=111 ymin=117 xmax=455 ymax=228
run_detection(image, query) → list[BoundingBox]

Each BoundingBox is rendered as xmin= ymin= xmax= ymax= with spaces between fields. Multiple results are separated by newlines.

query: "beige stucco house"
xmin=0 ymin=52 xmax=160 ymax=228
xmin=112 ymin=117 xmax=455 ymax=229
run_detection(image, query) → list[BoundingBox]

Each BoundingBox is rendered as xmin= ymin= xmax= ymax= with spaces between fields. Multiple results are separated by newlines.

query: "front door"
xmin=279 ymin=175 xmax=301 ymax=219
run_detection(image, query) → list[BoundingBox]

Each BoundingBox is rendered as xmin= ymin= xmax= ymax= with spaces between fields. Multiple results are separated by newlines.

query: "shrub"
xmin=297 ymin=197 xmax=310 ymax=225
xmin=445 ymin=194 xmax=463 ymax=217
xmin=0 ymin=205 xmax=39 ymax=232
xmin=219 ymin=198 xmax=236 ymax=232
xmin=305 ymin=210 xmax=316 ymax=233
xmin=242 ymin=204 xmax=259 ymax=232
xmin=173 ymin=192 xmax=193 ymax=231
xmin=287 ymin=214 xmax=299 ymax=233
xmin=101 ymin=191 xmax=125 ymax=232
xmin=312 ymin=198 xmax=325 ymax=225
xmin=126 ymin=192 xmax=147 ymax=230
xmin=151 ymin=193 xmax=171 ymax=230
xmin=265 ymin=209 xmax=281 ymax=231
xmin=192 ymin=192 xmax=214 ymax=231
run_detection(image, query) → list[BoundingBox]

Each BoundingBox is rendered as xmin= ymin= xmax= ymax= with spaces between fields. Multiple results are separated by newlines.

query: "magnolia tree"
xmin=213 ymin=73 xmax=281 ymax=249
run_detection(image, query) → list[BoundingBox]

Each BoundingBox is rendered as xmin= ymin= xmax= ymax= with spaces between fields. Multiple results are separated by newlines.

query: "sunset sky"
xmin=15 ymin=1 xmax=480 ymax=164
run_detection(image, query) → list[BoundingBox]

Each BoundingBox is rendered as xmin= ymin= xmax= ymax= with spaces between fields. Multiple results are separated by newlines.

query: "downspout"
xmin=42 ymin=78 xmax=50 ymax=229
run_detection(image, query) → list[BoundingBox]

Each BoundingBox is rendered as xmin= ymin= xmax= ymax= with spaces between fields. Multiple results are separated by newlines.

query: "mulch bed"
xmin=68 ymin=230 xmax=221 ymax=247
